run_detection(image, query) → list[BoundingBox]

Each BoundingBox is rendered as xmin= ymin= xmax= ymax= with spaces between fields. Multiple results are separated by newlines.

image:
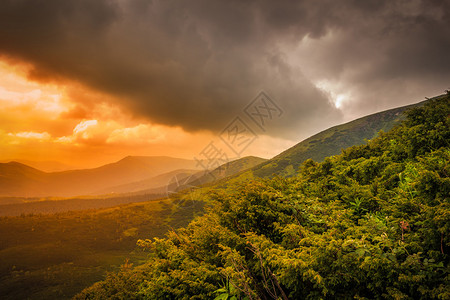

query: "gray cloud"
xmin=293 ymin=0 xmax=450 ymax=116
xmin=0 ymin=0 xmax=448 ymax=140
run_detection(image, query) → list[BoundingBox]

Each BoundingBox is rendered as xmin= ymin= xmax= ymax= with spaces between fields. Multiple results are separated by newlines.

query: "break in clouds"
xmin=0 ymin=0 xmax=449 ymax=140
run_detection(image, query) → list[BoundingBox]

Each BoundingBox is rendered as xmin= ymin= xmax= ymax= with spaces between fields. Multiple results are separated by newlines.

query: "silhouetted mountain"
xmin=95 ymin=169 xmax=200 ymax=195
xmin=0 ymin=156 xmax=201 ymax=197
xmin=0 ymin=159 xmax=74 ymax=172
xmin=0 ymin=162 xmax=47 ymax=197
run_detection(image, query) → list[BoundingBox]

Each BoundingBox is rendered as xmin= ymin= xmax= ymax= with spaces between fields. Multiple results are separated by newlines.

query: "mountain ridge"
xmin=0 ymin=96 xmax=440 ymax=198
xmin=246 ymin=97 xmax=434 ymax=178
xmin=0 ymin=156 xmax=202 ymax=197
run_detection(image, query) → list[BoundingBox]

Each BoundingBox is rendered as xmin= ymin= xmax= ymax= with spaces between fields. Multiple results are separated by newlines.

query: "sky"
xmin=0 ymin=0 xmax=449 ymax=169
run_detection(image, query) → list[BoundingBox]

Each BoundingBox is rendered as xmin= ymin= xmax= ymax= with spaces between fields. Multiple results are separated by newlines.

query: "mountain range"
xmin=0 ymin=159 xmax=74 ymax=172
xmin=241 ymin=99 xmax=429 ymax=178
xmin=0 ymin=155 xmax=268 ymax=198
xmin=0 ymin=156 xmax=201 ymax=197
xmin=0 ymin=97 xmax=433 ymax=199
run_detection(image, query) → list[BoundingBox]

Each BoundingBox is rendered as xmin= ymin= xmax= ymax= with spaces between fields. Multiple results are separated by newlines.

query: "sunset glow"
xmin=0 ymin=60 xmax=192 ymax=167
xmin=0 ymin=0 xmax=448 ymax=170
xmin=0 ymin=60 xmax=293 ymax=168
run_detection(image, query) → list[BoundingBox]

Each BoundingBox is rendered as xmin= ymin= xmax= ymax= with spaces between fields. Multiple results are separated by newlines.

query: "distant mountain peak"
xmin=0 ymin=156 xmax=201 ymax=197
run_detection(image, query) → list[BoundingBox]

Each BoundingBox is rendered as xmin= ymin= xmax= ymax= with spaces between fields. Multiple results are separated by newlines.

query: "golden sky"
xmin=1 ymin=1 xmax=448 ymax=169
xmin=0 ymin=60 xmax=293 ymax=168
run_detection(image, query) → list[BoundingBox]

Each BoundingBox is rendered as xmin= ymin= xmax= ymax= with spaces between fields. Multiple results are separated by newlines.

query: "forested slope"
xmin=77 ymin=96 xmax=449 ymax=299
xmin=250 ymin=99 xmax=428 ymax=178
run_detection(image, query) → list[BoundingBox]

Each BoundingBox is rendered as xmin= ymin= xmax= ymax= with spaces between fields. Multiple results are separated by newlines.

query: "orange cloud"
xmin=8 ymin=131 xmax=51 ymax=140
xmin=107 ymin=124 xmax=165 ymax=144
xmin=0 ymin=59 xmax=290 ymax=168
xmin=73 ymin=120 xmax=98 ymax=138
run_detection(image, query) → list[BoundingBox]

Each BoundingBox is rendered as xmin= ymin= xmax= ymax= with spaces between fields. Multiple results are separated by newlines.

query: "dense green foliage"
xmin=76 ymin=97 xmax=449 ymax=299
xmin=0 ymin=198 xmax=205 ymax=299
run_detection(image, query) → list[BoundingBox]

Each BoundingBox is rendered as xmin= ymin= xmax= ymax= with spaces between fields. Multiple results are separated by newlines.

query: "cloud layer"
xmin=0 ymin=0 xmax=449 ymax=140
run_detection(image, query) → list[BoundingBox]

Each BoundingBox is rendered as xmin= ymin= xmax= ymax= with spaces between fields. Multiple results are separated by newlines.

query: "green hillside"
xmin=0 ymin=196 xmax=205 ymax=300
xmin=188 ymin=156 xmax=267 ymax=186
xmin=76 ymin=95 xmax=449 ymax=299
xmin=251 ymin=99 xmax=430 ymax=178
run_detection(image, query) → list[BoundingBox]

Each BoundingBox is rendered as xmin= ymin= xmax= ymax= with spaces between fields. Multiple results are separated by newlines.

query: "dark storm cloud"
xmin=0 ymin=0 xmax=449 ymax=139
xmin=293 ymin=0 xmax=450 ymax=116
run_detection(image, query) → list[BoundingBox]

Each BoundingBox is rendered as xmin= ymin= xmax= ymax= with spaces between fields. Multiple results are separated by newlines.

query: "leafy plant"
xmin=214 ymin=278 xmax=248 ymax=300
